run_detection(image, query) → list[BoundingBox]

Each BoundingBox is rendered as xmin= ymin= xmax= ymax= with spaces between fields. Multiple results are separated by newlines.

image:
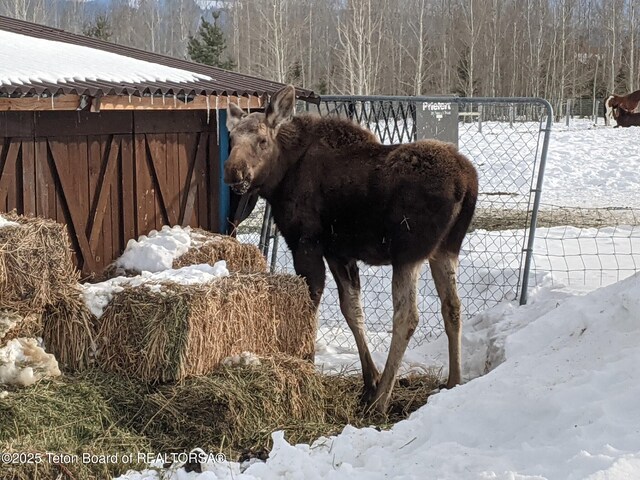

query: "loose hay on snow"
xmin=97 ymin=273 xmax=316 ymax=383
xmin=0 ymin=213 xmax=79 ymax=319
xmin=173 ymin=229 xmax=267 ymax=273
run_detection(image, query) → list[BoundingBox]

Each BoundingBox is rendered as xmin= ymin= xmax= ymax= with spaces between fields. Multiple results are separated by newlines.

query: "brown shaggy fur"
xmin=605 ymin=90 xmax=640 ymax=124
xmin=613 ymin=105 xmax=640 ymax=128
xmin=224 ymin=86 xmax=478 ymax=412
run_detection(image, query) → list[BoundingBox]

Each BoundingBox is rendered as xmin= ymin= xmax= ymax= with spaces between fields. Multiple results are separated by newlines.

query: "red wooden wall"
xmin=0 ymin=110 xmax=220 ymax=275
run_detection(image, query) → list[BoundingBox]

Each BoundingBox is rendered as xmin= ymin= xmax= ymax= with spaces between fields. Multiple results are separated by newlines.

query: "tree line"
xmin=3 ymin=0 xmax=640 ymax=107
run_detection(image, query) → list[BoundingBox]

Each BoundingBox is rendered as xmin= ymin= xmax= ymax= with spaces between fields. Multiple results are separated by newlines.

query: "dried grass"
xmin=173 ymin=229 xmax=267 ymax=273
xmin=121 ymin=360 xmax=440 ymax=458
xmin=0 ymin=361 xmax=439 ymax=476
xmin=42 ymin=288 xmax=97 ymax=372
xmin=0 ymin=372 xmax=150 ymax=480
xmin=97 ymin=273 xmax=316 ymax=383
xmin=0 ymin=212 xmax=79 ymax=317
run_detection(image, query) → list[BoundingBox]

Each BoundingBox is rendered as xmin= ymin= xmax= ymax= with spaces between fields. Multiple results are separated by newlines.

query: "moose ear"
xmin=227 ymin=102 xmax=246 ymax=131
xmin=265 ymin=85 xmax=296 ymax=128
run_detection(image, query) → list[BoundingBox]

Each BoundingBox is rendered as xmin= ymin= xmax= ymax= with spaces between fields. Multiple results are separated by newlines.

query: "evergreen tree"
xmin=83 ymin=15 xmax=112 ymax=42
xmin=188 ymin=13 xmax=235 ymax=70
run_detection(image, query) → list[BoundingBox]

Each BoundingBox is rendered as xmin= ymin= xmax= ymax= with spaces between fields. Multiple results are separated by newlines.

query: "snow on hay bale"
xmin=0 ymin=213 xmax=79 ymax=336
xmin=94 ymin=272 xmax=316 ymax=383
xmin=103 ymin=225 xmax=266 ymax=278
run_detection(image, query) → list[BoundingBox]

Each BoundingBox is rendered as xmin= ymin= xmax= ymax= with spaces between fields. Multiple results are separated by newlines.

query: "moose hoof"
xmin=360 ymin=384 xmax=378 ymax=407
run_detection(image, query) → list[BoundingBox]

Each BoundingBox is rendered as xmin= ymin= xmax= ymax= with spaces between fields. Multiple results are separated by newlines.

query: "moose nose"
xmin=223 ymin=165 xmax=244 ymax=185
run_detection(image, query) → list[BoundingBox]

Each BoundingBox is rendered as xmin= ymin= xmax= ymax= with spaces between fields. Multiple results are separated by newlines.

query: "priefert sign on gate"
xmin=416 ymin=101 xmax=459 ymax=147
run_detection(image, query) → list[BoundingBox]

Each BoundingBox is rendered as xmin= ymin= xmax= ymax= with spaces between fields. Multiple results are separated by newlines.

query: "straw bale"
xmin=97 ymin=272 xmax=316 ymax=383
xmin=117 ymin=358 xmax=439 ymax=457
xmin=173 ymin=229 xmax=267 ymax=273
xmin=42 ymin=287 xmax=97 ymax=372
xmin=98 ymin=229 xmax=267 ymax=281
xmin=135 ymin=354 xmax=326 ymax=453
xmin=0 ymin=212 xmax=79 ymax=316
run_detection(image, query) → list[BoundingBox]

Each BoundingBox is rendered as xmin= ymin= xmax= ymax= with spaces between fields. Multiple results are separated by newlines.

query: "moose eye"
xmin=259 ymin=138 xmax=268 ymax=150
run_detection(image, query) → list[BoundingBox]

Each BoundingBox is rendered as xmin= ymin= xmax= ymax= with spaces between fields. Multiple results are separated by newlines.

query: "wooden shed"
xmin=0 ymin=16 xmax=316 ymax=275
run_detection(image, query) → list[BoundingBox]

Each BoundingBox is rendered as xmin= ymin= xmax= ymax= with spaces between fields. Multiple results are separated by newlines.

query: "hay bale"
xmin=0 ymin=372 xmax=150 ymax=480
xmin=173 ymin=228 xmax=267 ymax=273
xmin=113 ymin=357 xmax=439 ymax=458
xmin=42 ymin=288 xmax=97 ymax=372
xmin=134 ymin=355 xmax=326 ymax=453
xmin=0 ymin=213 xmax=79 ymax=316
xmin=99 ymin=227 xmax=267 ymax=281
xmin=96 ymin=273 xmax=316 ymax=383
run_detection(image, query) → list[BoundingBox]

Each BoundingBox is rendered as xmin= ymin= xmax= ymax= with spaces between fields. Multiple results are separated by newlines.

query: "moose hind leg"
xmin=429 ymin=252 xmax=462 ymax=388
xmin=372 ymin=260 xmax=422 ymax=413
xmin=327 ymin=257 xmax=380 ymax=401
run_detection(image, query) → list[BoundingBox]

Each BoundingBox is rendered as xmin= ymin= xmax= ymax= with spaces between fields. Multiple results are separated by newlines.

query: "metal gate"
xmin=236 ymin=96 xmax=553 ymax=350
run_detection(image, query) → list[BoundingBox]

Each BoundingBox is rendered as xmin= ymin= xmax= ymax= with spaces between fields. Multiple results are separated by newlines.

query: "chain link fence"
xmin=235 ymin=96 xmax=552 ymax=351
xmin=529 ymin=205 xmax=640 ymax=291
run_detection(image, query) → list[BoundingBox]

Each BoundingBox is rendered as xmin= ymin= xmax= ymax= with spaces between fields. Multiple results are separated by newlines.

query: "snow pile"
xmin=0 ymin=338 xmax=61 ymax=387
xmin=114 ymin=225 xmax=209 ymax=273
xmin=221 ymin=351 xmax=261 ymax=367
xmin=0 ymin=30 xmax=211 ymax=87
xmin=0 ymin=214 xmax=19 ymax=229
xmin=0 ymin=311 xmax=20 ymax=341
xmin=82 ymin=262 xmax=229 ymax=318
xmin=88 ymin=226 xmax=232 ymax=318
xmin=118 ymin=273 xmax=640 ymax=479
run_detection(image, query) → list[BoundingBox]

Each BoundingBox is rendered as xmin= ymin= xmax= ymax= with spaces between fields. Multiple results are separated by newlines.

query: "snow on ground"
xmin=0 ymin=30 xmax=210 ymax=87
xmin=465 ymin=118 xmax=640 ymax=209
xmin=542 ymin=120 xmax=640 ymax=208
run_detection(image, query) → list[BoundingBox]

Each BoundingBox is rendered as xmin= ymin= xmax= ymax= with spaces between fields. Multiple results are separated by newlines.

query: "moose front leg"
xmin=326 ymin=257 xmax=380 ymax=402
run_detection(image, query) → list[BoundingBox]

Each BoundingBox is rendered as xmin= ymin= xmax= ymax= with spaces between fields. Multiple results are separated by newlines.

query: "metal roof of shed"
xmin=0 ymin=15 xmax=318 ymax=102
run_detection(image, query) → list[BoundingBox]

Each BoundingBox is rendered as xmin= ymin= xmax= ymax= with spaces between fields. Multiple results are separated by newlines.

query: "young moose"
xmin=224 ymin=86 xmax=478 ymax=413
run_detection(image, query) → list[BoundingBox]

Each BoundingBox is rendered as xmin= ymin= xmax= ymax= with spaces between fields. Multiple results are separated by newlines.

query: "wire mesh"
xmin=235 ymin=97 xmax=551 ymax=351
xmin=529 ymin=205 xmax=640 ymax=291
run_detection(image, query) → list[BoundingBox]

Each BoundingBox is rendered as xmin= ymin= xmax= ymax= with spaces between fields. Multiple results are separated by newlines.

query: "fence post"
xmin=509 ymin=105 xmax=515 ymax=128
xmin=217 ymin=110 xmax=231 ymax=234
xmin=520 ymin=100 xmax=553 ymax=305
xmin=478 ymin=105 xmax=483 ymax=134
xmin=593 ymin=100 xmax=599 ymax=125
